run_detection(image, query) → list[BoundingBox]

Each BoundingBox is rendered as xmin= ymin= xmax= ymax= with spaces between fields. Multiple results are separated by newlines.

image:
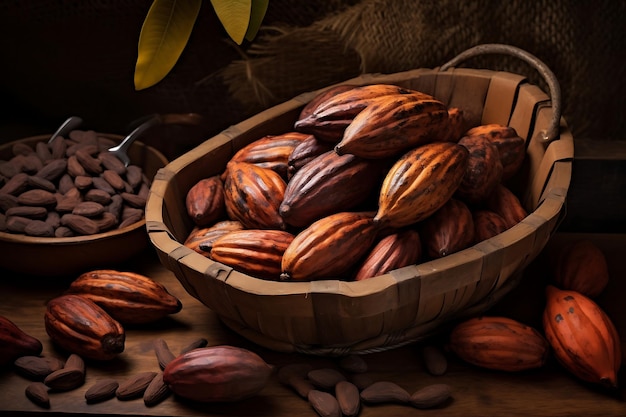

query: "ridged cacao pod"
xmin=0 ymin=315 xmax=43 ymax=367
xmin=184 ymin=220 xmax=245 ymax=256
xmin=456 ymin=135 xmax=504 ymax=206
xmin=295 ymin=84 xmax=428 ymax=143
xmin=297 ymin=84 xmax=358 ymax=121
xmin=335 ymin=95 xmax=450 ymax=159
xmin=465 ymin=124 xmax=526 ymax=181
xmin=449 ymin=316 xmax=549 ymax=372
xmin=485 ymin=184 xmax=528 ymax=229
xmin=441 ymin=107 xmax=467 ymax=143
xmin=354 ymin=229 xmax=422 ymax=281
xmin=420 ymin=198 xmax=474 ymax=258
xmin=229 ymin=132 xmax=313 ymax=180
xmin=65 ymin=269 xmax=183 ymax=325
xmin=287 ymin=135 xmax=334 ymax=179
xmin=280 ymin=150 xmax=382 ymax=228
xmin=223 ymin=161 xmax=287 ymax=230
xmin=44 ymin=294 xmax=125 ymax=361
xmin=472 ymin=209 xmax=509 ymax=243
xmin=210 ymin=229 xmax=295 ymax=280
xmin=185 ymin=176 xmax=226 ymax=227
xmin=375 ymin=142 xmax=469 ymax=228
xmin=553 ymin=240 xmax=610 ymax=298
xmin=281 ymin=211 xmax=379 ymax=281
xmin=543 ymin=285 xmax=621 ymax=389
xmin=163 ymin=345 xmax=274 ymax=402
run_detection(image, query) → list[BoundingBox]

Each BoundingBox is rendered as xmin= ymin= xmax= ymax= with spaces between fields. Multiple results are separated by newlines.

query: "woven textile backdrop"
xmin=1 ymin=0 xmax=624 ymax=158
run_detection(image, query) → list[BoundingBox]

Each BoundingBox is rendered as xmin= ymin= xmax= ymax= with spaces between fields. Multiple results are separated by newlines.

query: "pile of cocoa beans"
xmin=0 ymin=130 xmax=151 ymax=238
xmin=182 ymin=83 xmax=529 ymax=282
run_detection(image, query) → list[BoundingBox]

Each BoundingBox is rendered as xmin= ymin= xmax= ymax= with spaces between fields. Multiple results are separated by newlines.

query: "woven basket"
xmin=146 ymin=45 xmax=573 ymax=355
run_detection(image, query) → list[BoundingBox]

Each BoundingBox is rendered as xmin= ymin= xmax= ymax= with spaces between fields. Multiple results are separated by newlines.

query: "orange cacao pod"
xmin=420 ymin=198 xmax=474 ymax=258
xmin=335 ymin=95 xmax=450 ymax=159
xmin=185 ymin=176 xmax=226 ymax=227
xmin=280 ymin=150 xmax=382 ymax=228
xmin=65 ymin=269 xmax=183 ymax=325
xmin=281 ymin=211 xmax=379 ymax=281
xmin=287 ymin=135 xmax=334 ymax=179
xmin=297 ymin=84 xmax=358 ymax=121
xmin=449 ymin=316 xmax=549 ymax=372
xmin=472 ymin=209 xmax=508 ymax=242
xmin=440 ymin=107 xmax=467 ymax=142
xmin=375 ymin=142 xmax=468 ymax=228
xmin=485 ymin=184 xmax=528 ymax=229
xmin=229 ymin=132 xmax=312 ymax=180
xmin=465 ymin=124 xmax=525 ymax=181
xmin=223 ymin=161 xmax=287 ymax=230
xmin=184 ymin=220 xmax=245 ymax=256
xmin=163 ymin=345 xmax=274 ymax=402
xmin=44 ymin=294 xmax=125 ymax=361
xmin=354 ymin=229 xmax=422 ymax=281
xmin=295 ymin=84 xmax=428 ymax=143
xmin=543 ymin=285 xmax=621 ymax=389
xmin=553 ymin=240 xmax=610 ymax=298
xmin=456 ymin=135 xmax=504 ymax=205
xmin=210 ymin=229 xmax=295 ymax=280
xmin=0 ymin=315 xmax=43 ymax=367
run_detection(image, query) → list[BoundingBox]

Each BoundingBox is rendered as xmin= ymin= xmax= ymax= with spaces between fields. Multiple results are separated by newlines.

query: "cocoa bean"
xmin=360 ymin=381 xmax=410 ymax=404
xmin=335 ymin=380 xmax=360 ymax=417
xmin=308 ymin=368 xmax=347 ymax=391
xmin=143 ymin=372 xmax=171 ymax=407
xmin=26 ymin=175 xmax=56 ymax=193
xmin=120 ymin=192 xmax=146 ymax=209
xmin=308 ymin=390 xmax=341 ymax=417
xmin=102 ymin=170 xmax=125 ymax=190
xmin=409 ymin=383 xmax=452 ymax=409
xmin=92 ymin=176 xmax=116 ymax=194
xmin=98 ymin=152 xmax=126 ymax=175
xmin=84 ymin=188 xmax=112 ymax=205
xmin=72 ymin=201 xmax=105 ymax=218
xmin=24 ymin=220 xmax=55 ymax=237
xmin=6 ymin=206 xmax=48 ymax=219
xmin=338 ymin=354 xmax=368 ymax=373
xmin=85 ymin=378 xmax=119 ymax=404
xmin=1 ymin=172 xmax=29 ymax=195
xmin=14 ymin=356 xmax=64 ymax=380
xmin=6 ymin=215 xmax=32 ymax=233
xmin=67 ymin=155 xmax=87 ymax=177
xmin=118 ymin=210 xmax=143 ymax=229
xmin=61 ymin=213 xmax=100 ymax=235
xmin=50 ymin=137 xmax=67 ymax=159
xmin=92 ymin=212 xmax=118 ymax=231
xmin=74 ymin=175 xmax=93 ymax=190
xmin=21 ymin=153 xmax=44 ymax=174
xmin=55 ymin=226 xmax=75 ymax=237
xmin=44 ymin=367 xmax=85 ymax=391
xmin=349 ymin=372 xmax=376 ymax=391
xmin=153 ymin=338 xmax=176 ymax=370
xmin=421 ymin=345 xmax=448 ymax=376
xmin=25 ymin=382 xmax=50 ymax=408
xmin=45 ymin=211 xmax=61 ymax=229
xmin=75 ymin=149 xmax=102 ymax=175
xmin=18 ymin=189 xmax=57 ymax=207
xmin=35 ymin=158 xmax=67 ymax=182
xmin=0 ymin=193 xmax=19 ymax=211
xmin=116 ymin=371 xmax=157 ymax=400
xmin=57 ymin=174 xmax=75 ymax=194
xmin=12 ymin=142 xmax=34 ymax=156
xmin=0 ymin=160 xmax=21 ymax=178
xmin=35 ymin=141 xmax=53 ymax=163
xmin=125 ymin=165 xmax=143 ymax=189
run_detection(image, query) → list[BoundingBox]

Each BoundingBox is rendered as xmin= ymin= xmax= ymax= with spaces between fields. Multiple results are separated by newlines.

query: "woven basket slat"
xmin=481 ymin=72 xmax=527 ymax=126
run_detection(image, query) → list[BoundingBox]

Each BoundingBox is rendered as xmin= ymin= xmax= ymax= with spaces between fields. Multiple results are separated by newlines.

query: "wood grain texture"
xmin=0 ymin=233 xmax=625 ymax=416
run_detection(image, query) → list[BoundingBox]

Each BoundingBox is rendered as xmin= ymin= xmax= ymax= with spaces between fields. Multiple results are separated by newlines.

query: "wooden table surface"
xmin=1 ymin=232 xmax=625 ymax=417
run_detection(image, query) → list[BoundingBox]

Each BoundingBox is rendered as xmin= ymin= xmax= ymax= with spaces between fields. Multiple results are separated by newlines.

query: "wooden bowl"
xmin=146 ymin=64 xmax=574 ymax=355
xmin=0 ymin=133 xmax=168 ymax=277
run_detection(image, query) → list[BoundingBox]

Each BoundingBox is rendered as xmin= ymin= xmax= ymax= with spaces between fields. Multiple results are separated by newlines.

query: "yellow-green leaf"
xmin=210 ymin=0 xmax=252 ymax=45
xmin=245 ymin=0 xmax=269 ymax=42
xmin=134 ymin=0 xmax=202 ymax=91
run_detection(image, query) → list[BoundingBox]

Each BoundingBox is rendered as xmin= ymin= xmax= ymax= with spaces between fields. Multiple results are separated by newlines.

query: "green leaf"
xmin=210 ymin=0 xmax=252 ymax=45
xmin=134 ymin=0 xmax=202 ymax=91
xmin=245 ymin=0 xmax=269 ymax=42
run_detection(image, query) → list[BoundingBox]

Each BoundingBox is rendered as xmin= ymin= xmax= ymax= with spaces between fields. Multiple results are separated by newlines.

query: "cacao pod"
xmin=163 ymin=345 xmax=274 ymax=402
xmin=65 ymin=269 xmax=183 ymax=325
xmin=449 ymin=316 xmax=549 ymax=372
xmin=552 ymin=240 xmax=609 ymax=298
xmin=456 ymin=135 xmax=504 ymax=206
xmin=185 ymin=176 xmax=226 ymax=227
xmin=222 ymin=161 xmax=287 ymax=230
xmin=210 ymin=229 xmax=295 ymax=280
xmin=335 ymin=95 xmax=450 ymax=159
xmin=465 ymin=124 xmax=525 ymax=181
xmin=287 ymin=135 xmax=334 ymax=179
xmin=472 ymin=209 xmax=509 ymax=243
xmin=375 ymin=142 xmax=469 ymax=228
xmin=297 ymin=84 xmax=358 ymax=121
xmin=280 ymin=150 xmax=382 ymax=228
xmin=543 ymin=285 xmax=621 ymax=389
xmin=441 ymin=107 xmax=466 ymax=142
xmin=485 ymin=184 xmax=528 ymax=229
xmin=44 ymin=294 xmax=125 ymax=361
xmin=229 ymin=132 xmax=312 ymax=180
xmin=354 ymin=229 xmax=422 ymax=281
xmin=281 ymin=211 xmax=380 ymax=281
xmin=420 ymin=198 xmax=474 ymax=258
xmin=184 ymin=220 xmax=245 ymax=256
xmin=0 ymin=315 xmax=43 ymax=367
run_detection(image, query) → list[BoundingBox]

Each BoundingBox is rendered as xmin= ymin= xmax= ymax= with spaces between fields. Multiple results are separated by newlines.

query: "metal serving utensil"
xmin=107 ymin=115 xmax=162 ymax=166
xmin=47 ymin=116 xmax=83 ymax=144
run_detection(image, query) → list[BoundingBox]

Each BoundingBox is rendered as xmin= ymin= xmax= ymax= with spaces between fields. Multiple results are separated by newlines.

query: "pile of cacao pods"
xmin=447 ymin=239 xmax=622 ymax=392
xmin=183 ymin=83 xmax=529 ymax=282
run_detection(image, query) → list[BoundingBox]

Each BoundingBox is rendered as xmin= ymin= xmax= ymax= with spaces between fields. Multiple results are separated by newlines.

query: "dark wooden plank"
xmin=0 ymin=233 xmax=625 ymax=416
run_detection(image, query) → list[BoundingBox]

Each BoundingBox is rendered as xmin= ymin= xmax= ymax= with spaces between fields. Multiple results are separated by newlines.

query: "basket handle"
xmin=440 ymin=43 xmax=562 ymax=143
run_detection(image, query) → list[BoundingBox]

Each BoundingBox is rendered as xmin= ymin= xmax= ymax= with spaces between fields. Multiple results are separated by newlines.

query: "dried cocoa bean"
xmin=55 ymin=226 xmax=75 ymax=237
xmin=120 ymin=192 xmax=146 ymax=209
xmin=338 ymin=355 xmax=368 ymax=373
xmin=24 ymin=220 xmax=55 ymax=237
xmin=72 ymin=201 xmax=105 ymax=217
xmin=308 ymin=390 xmax=341 ymax=417
xmin=21 ymin=153 xmax=43 ymax=174
xmin=14 ymin=356 xmax=64 ymax=380
xmin=12 ymin=142 xmax=34 ymax=156
xmin=6 ymin=205 xmax=47 ymax=219
xmin=1 ymin=172 xmax=29 ymax=195
xmin=154 ymin=338 xmax=176 ymax=370
xmin=92 ymin=212 xmax=118 ymax=231
xmin=421 ymin=345 xmax=448 ymax=376
xmin=35 ymin=141 xmax=53 ymax=163
xmin=35 ymin=158 xmax=67 ymax=182
xmin=308 ymin=368 xmax=347 ymax=391
xmin=75 ymin=149 xmax=102 ymax=175
xmin=360 ymin=381 xmax=410 ymax=404
xmin=61 ymin=213 xmax=100 ymax=235
xmin=57 ymin=174 xmax=74 ymax=194
xmin=50 ymin=137 xmax=67 ymax=159
xmin=409 ymin=383 xmax=452 ymax=409
xmin=18 ymin=189 xmax=57 ymax=207
xmin=45 ymin=211 xmax=61 ymax=228
xmin=85 ymin=378 xmax=119 ymax=404
xmin=26 ymin=175 xmax=56 ymax=193
xmin=25 ymin=382 xmax=50 ymax=408
xmin=116 ymin=371 xmax=157 ymax=400
xmin=98 ymin=152 xmax=127 ymax=175
xmin=335 ymin=380 xmax=360 ymax=417
xmin=349 ymin=372 xmax=376 ymax=390
xmin=85 ymin=188 xmax=112 ymax=205
xmin=67 ymin=155 xmax=87 ymax=177
xmin=92 ymin=176 xmax=116 ymax=194
xmin=0 ymin=193 xmax=19 ymax=211
xmin=74 ymin=175 xmax=93 ymax=190
xmin=125 ymin=165 xmax=143 ymax=189
xmin=143 ymin=372 xmax=171 ymax=407
xmin=6 ymin=215 xmax=32 ymax=233
xmin=44 ymin=367 xmax=85 ymax=391
xmin=107 ymin=194 xmax=123 ymax=220
xmin=102 ymin=170 xmax=125 ymax=191
xmin=0 ymin=160 xmax=21 ymax=178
